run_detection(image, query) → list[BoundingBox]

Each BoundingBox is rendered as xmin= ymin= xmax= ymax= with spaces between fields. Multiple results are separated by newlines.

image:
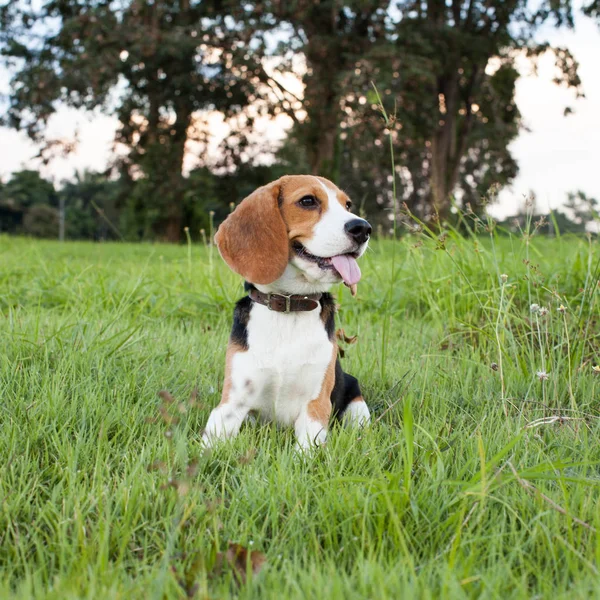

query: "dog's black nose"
xmin=344 ymin=218 xmax=372 ymax=245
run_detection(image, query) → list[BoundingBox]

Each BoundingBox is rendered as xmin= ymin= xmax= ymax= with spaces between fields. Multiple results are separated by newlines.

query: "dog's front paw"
xmin=200 ymin=430 xmax=217 ymax=451
xmin=294 ymin=420 xmax=327 ymax=454
xmin=342 ymin=399 xmax=371 ymax=428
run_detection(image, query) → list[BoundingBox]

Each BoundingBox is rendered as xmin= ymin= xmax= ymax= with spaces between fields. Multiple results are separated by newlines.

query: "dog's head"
xmin=215 ymin=175 xmax=371 ymax=293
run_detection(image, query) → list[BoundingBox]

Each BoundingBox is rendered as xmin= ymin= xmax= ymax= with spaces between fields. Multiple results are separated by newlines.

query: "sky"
xmin=1 ymin=11 xmax=599 ymax=219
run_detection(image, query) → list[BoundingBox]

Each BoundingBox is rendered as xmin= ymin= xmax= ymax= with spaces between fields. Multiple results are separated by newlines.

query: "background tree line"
xmin=1 ymin=0 xmax=599 ymax=241
xmin=1 ymin=166 xmax=597 ymax=239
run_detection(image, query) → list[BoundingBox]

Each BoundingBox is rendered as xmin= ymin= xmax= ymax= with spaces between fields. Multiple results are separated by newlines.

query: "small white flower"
xmin=500 ymin=273 xmax=508 ymax=283
xmin=536 ymin=371 xmax=549 ymax=382
xmin=558 ymin=304 xmax=567 ymax=313
xmin=539 ymin=307 xmax=549 ymax=317
xmin=530 ymin=303 xmax=540 ymax=313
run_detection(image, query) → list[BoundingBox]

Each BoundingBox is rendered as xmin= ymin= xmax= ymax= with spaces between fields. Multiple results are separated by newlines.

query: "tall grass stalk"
xmin=372 ymin=83 xmax=398 ymax=381
xmin=534 ymin=311 xmax=548 ymax=407
xmin=184 ymin=226 xmax=192 ymax=284
xmin=209 ymin=210 xmax=215 ymax=275
xmin=495 ymin=276 xmax=507 ymax=413
xmin=561 ymin=308 xmax=576 ymax=410
xmin=577 ymin=235 xmax=600 ymax=371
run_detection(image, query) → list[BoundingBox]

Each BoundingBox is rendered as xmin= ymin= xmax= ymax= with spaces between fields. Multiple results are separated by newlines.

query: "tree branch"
xmin=257 ymin=66 xmax=303 ymax=125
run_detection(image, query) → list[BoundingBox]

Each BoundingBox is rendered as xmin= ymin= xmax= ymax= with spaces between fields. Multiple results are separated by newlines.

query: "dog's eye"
xmin=298 ymin=195 xmax=318 ymax=209
xmin=346 ymin=201 xmax=352 ymax=211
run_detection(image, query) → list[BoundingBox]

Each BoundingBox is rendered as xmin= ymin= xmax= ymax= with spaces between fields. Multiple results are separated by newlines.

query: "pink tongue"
xmin=331 ymin=255 xmax=361 ymax=286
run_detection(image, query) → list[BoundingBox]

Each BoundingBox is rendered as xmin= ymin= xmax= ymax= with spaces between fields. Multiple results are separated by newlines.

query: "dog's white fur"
xmin=203 ymin=302 xmax=334 ymax=449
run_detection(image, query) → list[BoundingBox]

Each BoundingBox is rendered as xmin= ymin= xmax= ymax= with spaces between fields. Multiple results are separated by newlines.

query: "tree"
xmin=497 ymin=190 xmax=599 ymax=235
xmin=242 ymin=1 xmax=585 ymax=224
xmin=0 ymin=170 xmax=58 ymax=234
xmin=562 ymin=191 xmax=599 ymax=230
xmin=1 ymin=1 xmax=592 ymax=235
xmin=0 ymin=169 xmax=57 ymax=209
xmin=337 ymin=1 xmax=584 ymax=222
xmin=58 ymin=170 xmax=122 ymax=240
xmin=0 ymin=170 xmax=59 ymax=237
xmin=22 ymin=204 xmax=60 ymax=238
xmin=0 ymin=0 xmax=261 ymax=241
xmin=281 ymin=1 xmax=389 ymax=179
xmin=239 ymin=1 xmax=390 ymax=180
xmin=583 ymin=1 xmax=600 ymax=20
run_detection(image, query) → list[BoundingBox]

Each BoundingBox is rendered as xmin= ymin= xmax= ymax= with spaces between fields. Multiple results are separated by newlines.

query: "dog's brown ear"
xmin=215 ymin=181 xmax=289 ymax=284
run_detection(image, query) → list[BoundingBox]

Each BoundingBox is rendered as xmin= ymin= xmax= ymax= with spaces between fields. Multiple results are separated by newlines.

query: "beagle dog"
xmin=202 ymin=175 xmax=371 ymax=450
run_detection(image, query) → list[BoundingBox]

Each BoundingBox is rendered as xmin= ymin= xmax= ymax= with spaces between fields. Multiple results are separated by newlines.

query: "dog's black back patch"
xmin=319 ymin=292 xmax=336 ymax=341
xmin=330 ymin=359 xmax=363 ymax=419
xmin=230 ymin=295 xmax=252 ymax=349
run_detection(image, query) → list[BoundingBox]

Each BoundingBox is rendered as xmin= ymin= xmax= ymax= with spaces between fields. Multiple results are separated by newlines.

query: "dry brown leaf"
xmin=216 ymin=542 xmax=266 ymax=585
xmin=186 ymin=460 xmax=199 ymax=478
xmin=188 ymin=386 xmax=199 ymax=404
xmin=238 ymin=448 xmax=257 ymax=465
xmin=158 ymin=389 xmax=175 ymax=404
xmin=158 ymin=405 xmax=180 ymax=425
xmin=205 ymin=498 xmax=222 ymax=513
xmin=147 ymin=460 xmax=167 ymax=473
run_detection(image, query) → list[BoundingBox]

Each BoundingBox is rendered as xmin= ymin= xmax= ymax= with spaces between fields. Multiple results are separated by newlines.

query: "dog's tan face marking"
xmin=278 ymin=176 xmax=327 ymax=242
xmin=277 ymin=176 xmax=350 ymax=242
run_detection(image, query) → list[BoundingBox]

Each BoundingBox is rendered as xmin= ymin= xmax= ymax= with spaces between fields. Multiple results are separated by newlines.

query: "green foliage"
xmin=335 ymin=1 xmax=582 ymax=220
xmin=0 ymin=0 xmax=263 ymax=240
xmin=0 ymin=170 xmax=58 ymax=235
xmin=1 ymin=166 xmax=597 ymax=240
xmin=0 ymin=165 xmax=295 ymax=241
xmin=564 ymin=191 xmax=600 ymax=229
xmin=584 ymin=0 xmax=600 ymax=20
xmin=22 ymin=203 xmax=59 ymax=238
xmin=59 ymin=171 xmax=122 ymax=240
xmin=1 ymin=0 xmax=595 ymax=235
xmin=0 ymin=169 xmax=57 ymax=209
xmin=1 ymin=233 xmax=599 ymax=598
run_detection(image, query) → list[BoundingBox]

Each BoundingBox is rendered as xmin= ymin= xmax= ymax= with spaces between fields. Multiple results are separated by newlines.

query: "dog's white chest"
xmin=231 ymin=304 xmax=333 ymax=425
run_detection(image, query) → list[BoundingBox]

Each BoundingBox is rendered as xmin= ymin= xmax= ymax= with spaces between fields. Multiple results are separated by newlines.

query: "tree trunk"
xmin=306 ymin=96 xmax=339 ymax=179
xmin=430 ymin=134 xmax=450 ymax=221
xmin=429 ymin=62 xmax=462 ymax=221
xmin=157 ymin=105 xmax=191 ymax=243
xmin=164 ymin=209 xmax=182 ymax=242
xmin=161 ymin=131 xmax=188 ymax=243
xmin=301 ymin=5 xmax=343 ymax=182
xmin=157 ymin=1 xmax=193 ymax=243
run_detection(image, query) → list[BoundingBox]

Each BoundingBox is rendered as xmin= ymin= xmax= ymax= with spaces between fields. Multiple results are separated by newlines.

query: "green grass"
xmin=1 ymin=230 xmax=599 ymax=599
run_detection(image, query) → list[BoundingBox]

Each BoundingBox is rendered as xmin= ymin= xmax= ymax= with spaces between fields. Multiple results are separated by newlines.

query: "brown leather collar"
xmin=248 ymin=287 xmax=322 ymax=313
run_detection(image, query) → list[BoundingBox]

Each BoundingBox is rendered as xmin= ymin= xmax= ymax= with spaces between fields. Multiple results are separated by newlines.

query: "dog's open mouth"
xmin=292 ymin=242 xmax=361 ymax=286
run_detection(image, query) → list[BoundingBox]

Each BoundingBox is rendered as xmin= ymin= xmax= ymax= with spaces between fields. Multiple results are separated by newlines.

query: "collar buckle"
xmin=267 ymin=292 xmax=292 ymax=312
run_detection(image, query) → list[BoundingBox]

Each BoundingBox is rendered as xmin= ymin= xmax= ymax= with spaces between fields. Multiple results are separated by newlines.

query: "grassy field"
xmin=1 ymin=228 xmax=599 ymax=599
